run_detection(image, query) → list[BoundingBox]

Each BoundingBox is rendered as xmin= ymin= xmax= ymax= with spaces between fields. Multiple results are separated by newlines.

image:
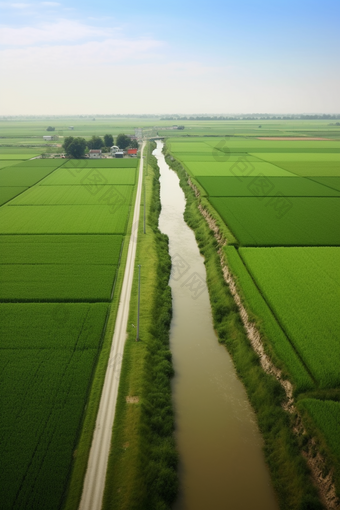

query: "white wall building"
xmin=89 ymin=149 xmax=102 ymax=159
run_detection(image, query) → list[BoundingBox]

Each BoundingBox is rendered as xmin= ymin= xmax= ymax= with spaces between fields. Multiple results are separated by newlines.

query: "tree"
xmin=130 ymin=139 xmax=139 ymax=149
xmin=63 ymin=137 xmax=87 ymax=158
xmin=46 ymin=126 xmax=55 ymax=131
xmin=116 ymin=133 xmax=131 ymax=150
xmin=104 ymin=134 xmax=114 ymax=147
xmin=87 ymin=135 xmax=104 ymax=150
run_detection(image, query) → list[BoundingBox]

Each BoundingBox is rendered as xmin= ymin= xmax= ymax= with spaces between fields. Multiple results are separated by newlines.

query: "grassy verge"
xmin=63 ymin=159 xmax=140 ymax=510
xmin=102 ymin=142 xmax=177 ymax=510
xmin=164 ymin=147 xmax=323 ymax=510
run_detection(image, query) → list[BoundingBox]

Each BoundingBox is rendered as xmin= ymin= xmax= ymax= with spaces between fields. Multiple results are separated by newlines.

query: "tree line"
xmin=62 ymin=134 xmax=138 ymax=158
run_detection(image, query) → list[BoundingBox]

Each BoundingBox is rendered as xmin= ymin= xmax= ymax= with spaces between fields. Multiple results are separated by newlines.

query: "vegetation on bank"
xmin=164 ymin=148 xmax=324 ymax=510
xmin=102 ymin=142 xmax=178 ymax=510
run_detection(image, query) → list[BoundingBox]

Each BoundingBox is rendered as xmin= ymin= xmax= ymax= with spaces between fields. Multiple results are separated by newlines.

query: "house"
xmin=89 ymin=149 xmax=102 ymax=159
xmin=69 ymin=126 xmax=74 ymax=130
xmin=127 ymin=148 xmax=138 ymax=156
xmin=43 ymin=135 xmax=53 ymax=141
xmin=110 ymin=145 xmax=119 ymax=155
xmin=115 ymin=151 xmax=124 ymax=158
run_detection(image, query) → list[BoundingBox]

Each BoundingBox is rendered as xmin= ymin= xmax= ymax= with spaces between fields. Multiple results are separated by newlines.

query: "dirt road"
xmin=79 ymin=142 xmax=145 ymax=510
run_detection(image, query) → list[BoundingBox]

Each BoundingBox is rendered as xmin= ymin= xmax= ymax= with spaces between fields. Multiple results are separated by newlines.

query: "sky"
xmin=0 ymin=0 xmax=339 ymax=115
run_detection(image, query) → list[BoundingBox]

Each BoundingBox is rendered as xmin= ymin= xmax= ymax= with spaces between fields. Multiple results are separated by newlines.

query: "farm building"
xmin=110 ymin=145 xmax=119 ymax=155
xmin=127 ymin=148 xmax=138 ymax=156
xmin=89 ymin=149 xmax=102 ymax=159
xmin=69 ymin=126 xmax=74 ymax=130
xmin=43 ymin=135 xmax=53 ymax=141
xmin=115 ymin=151 xmax=124 ymax=158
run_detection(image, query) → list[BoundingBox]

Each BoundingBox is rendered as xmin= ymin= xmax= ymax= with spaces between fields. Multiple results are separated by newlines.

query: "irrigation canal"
xmin=155 ymin=140 xmax=279 ymax=510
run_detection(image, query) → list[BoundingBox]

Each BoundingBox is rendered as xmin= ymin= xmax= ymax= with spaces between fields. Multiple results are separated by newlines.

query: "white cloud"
xmin=41 ymin=2 xmax=60 ymax=6
xmin=0 ymin=36 xmax=164 ymax=68
xmin=8 ymin=2 xmax=30 ymax=8
xmin=0 ymin=19 xmax=117 ymax=45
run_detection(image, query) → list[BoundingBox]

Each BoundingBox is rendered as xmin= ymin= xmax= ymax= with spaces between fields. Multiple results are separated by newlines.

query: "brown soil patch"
xmin=126 ymin=396 xmax=139 ymax=404
xmin=187 ymin=174 xmax=339 ymax=510
xmin=257 ymin=137 xmax=330 ymax=141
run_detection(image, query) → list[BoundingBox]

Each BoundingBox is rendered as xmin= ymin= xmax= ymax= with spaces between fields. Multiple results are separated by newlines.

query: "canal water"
xmin=155 ymin=140 xmax=279 ymax=510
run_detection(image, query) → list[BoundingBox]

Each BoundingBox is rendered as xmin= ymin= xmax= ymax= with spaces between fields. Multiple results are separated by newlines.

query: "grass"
xmin=0 ymin=303 xmax=108 ymax=510
xmin=0 ymin=264 xmax=117 ymax=301
xmin=0 ymin=204 xmax=130 ymax=234
xmin=239 ymin=247 xmax=340 ymax=388
xmin=0 ymin=234 xmax=123 ymax=264
xmin=209 ymin=196 xmax=340 ymax=246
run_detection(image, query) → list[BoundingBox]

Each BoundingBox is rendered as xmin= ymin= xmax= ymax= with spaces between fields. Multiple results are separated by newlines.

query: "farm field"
xmin=196 ymin=176 xmax=340 ymax=197
xmin=0 ymin=234 xmax=123 ymax=264
xmin=0 ymin=302 xmax=108 ymax=510
xmin=40 ymin=167 xmax=136 ymax=185
xmin=10 ymin=184 xmax=134 ymax=205
xmin=0 ymin=186 xmax=27 ymax=205
xmin=0 ymin=149 xmax=138 ymax=509
xmin=298 ymin=399 xmax=340 ymax=464
xmin=0 ymin=204 xmax=130 ymax=233
xmin=209 ymin=196 xmax=340 ymax=246
xmin=239 ymin=247 xmax=340 ymax=388
xmin=0 ymin=263 xmax=117 ymax=301
xmin=166 ymin=128 xmax=340 ymax=493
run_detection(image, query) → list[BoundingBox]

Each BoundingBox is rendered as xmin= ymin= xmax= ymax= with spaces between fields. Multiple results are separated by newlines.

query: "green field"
xmin=0 ymin=264 xmax=117 ymax=301
xmin=0 ymin=234 xmax=123 ymax=264
xmin=196 ymin=176 xmax=340 ymax=197
xmin=63 ymin=159 xmax=138 ymax=168
xmin=0 ymin=166 xmax=58 ymax=186
xmin=0 ymin=186 xmax=27 ymax=205
xmin=0 ymin=302 xmax=108 ymax=510
xmin=298 ymin=399 xmax=340 ymax=461
xmin=239 ymin=247 xmax=340 ymax=388
xmin=41 ymin=167 xmax=136 ymax=185
xmin=0 ymin=204 xmax=130 ymax=233
xmin=10 ymin=184 xmax=134 ymax=205
xmin=209 ymin=197 xmax=340 ymax=246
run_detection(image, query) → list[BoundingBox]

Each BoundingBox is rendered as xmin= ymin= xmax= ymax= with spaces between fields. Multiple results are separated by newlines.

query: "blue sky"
xmin=0 ymin=0 xmax=339 ymax=114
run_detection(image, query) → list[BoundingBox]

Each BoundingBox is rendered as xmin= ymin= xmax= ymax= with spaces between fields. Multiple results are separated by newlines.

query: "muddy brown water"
xmin=155 ymin=141 xmax=279 ymax=510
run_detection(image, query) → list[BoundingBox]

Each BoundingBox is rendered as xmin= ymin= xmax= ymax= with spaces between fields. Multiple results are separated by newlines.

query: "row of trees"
xmin=63 ymin=133 xmax=138 ymax=158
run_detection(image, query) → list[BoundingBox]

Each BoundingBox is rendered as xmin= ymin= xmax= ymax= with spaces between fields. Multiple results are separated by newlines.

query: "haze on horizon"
xmin=0 ymin=0 xmax=339 ymax=116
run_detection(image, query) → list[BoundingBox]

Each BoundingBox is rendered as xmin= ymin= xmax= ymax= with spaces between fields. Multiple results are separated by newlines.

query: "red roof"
xmin=127 ymin=148 xmax=137 ymax=154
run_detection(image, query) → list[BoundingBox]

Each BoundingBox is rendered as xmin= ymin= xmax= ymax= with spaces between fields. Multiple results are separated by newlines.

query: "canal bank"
xmin=155 ymin=140 xmax=279 ymax=510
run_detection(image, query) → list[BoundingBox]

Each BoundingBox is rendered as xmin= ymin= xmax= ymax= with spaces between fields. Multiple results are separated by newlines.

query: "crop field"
xmin=298 ymin=399 xmax=340 ymax=462
xmin=0 ymin=302 xmax=108 ymax=510
xmin=0 ymin=186 xmax=27 ymax=205
xmin=40 ymin=166 xmax=136 ymax=185
xmin=63 ymin=158 xmax=138 ymax=168
xmin=209 ymin=196 xmax=340 ymax=246
xmin=0 ymin=166 xmax=58 ymax=186
xmin=0 ymin=137 xmax=138 ymax=509
xmin=184 ymin=160 xmax=296 ymax=177
xmin=0 ymin=234 xmax=123 ymax=264
xmin=0 ymin=204 xmax=130 ymax=233
xmin=0 ymin=264 xmax=117 ymax=301
xmin=196 ymin=176 xmax=340 ymax=197
xmin=239 ymin=247 xmax=340 ymax=387
xmin=10 ymin=184 xmax=134 ymax=205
